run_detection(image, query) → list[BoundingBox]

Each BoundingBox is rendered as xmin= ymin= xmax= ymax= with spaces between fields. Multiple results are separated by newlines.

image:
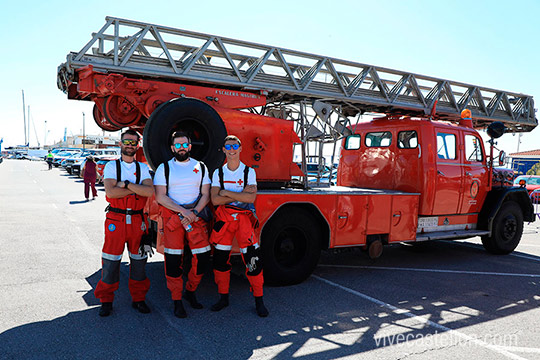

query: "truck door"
xmin=432 ymin=129 xmax=462 ymax=215
xmin=334 ymin=195 xmax=368 ymax=247
xmin=459 ymin=133 xmax=487 ymax=214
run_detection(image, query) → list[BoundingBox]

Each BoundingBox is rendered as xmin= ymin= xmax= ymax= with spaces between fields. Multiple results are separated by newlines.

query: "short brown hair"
xmin=171 ymin=131 xmax=191 ymax=144
xmin=121 ymin=129 xmax=140 ymax=142
xmin=223 ymin=135 xmax=241 ymax=146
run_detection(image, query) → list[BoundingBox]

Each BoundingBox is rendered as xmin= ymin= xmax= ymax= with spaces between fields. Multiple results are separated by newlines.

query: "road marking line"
xmin=313 ymin=275 xmax=526 ymax=360
xmin=444 ymin=240 xmax=540 ymax=262
xmin=318 ymin=264 xmax=540 ymax=278
xmin=510 ymin=253 xmax=540 ymax=262
xmin=495 ymin=346 xmax=540 ymax=354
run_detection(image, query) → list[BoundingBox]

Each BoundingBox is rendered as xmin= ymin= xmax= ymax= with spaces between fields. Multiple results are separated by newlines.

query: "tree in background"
xmin=526 ymin=161 xmax=540 ymax=175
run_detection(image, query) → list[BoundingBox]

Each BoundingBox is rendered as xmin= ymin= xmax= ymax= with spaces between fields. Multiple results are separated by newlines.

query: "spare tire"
xmin=142 ymin=98 xmax=227 ymax=172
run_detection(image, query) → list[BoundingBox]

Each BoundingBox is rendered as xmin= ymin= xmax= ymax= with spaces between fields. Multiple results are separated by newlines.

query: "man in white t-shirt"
xmin=154 ymin=131 xmax=211 ymax=318
xmin=94 ymin=129 xmax=154 ymax=317
xmin=209 ymin=135 xmax=269 ymax=317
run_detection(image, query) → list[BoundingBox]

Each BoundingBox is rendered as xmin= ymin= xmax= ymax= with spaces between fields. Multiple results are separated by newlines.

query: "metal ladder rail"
xmin=59 ymin=16 xmax=537 ymax=132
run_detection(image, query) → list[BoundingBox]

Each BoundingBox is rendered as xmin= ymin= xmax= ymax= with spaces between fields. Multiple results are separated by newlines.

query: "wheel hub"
xmin=503 ymin=216 xmax=517 ymax=240
xmin=275 ymin=228 xmax=306 ymax=267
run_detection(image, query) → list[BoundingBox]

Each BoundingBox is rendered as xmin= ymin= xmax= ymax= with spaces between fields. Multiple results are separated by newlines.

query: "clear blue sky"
xmin=1 ymin=0 xmax=539 ymax=153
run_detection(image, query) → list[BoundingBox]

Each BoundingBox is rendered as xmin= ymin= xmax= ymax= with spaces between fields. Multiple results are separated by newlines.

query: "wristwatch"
xmin=124 ymin=180 xmax=130 ymax=189
xmin=192 ymin=209 xmax=199 ymax=216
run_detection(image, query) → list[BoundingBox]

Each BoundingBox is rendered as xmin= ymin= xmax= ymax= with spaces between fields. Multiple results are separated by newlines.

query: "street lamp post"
xmin=82 ymin=112 xmax=86 ymax=150
xmin=44 ymin=121 xmax=47 ymax=147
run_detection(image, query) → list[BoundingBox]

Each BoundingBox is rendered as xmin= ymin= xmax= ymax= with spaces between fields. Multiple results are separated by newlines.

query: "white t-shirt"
xmin=154 ymin=158 xmax=211 ymax=205
xmin=211 ymin=162 xmax=256 ymax=191
xmin=103 ymin=160 xmax=151 ymax=183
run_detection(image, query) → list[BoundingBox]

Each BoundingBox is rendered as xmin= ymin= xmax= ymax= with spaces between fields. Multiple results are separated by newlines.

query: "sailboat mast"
xmin=22 ymin=90 xmax=27 ymax=146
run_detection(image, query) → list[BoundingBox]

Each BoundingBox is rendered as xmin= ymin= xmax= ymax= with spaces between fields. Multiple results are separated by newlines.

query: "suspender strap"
xmin=164 ymin=161 xmax=170 ymax=195
xmin=116 ymin=159 xmax=121 ymax=182
xmin=219 ymin=166 xmax=224 ymax=190
xmin=200 ymin=161 xmax=206 ymax=194
xmin=116 ymin=159 xmax=141 ymax=184
xmin=243 ymin=166 xmax=249 ymax=189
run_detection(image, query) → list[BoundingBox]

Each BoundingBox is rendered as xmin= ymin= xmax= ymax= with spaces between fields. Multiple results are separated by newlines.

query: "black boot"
xmin=210 ymin=293 xmax=229 ymax=312
xmin=99 ymin=302 xmax=113 ymax=317
xmin=255 ymin=296 xmax=269 ymax=317
xmin=132 ymin=301 xmax=151 ymax=314
xmin=174 ymin=300 xmax=187 ymax=318
xmin=184 ymin=290 xmax=203 ymax=309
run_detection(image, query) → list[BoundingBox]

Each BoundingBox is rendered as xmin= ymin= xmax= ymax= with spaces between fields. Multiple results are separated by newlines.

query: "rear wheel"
xmin=142 ymin=98 xmax=227 ymax=172
xmin=261 ymin=208 xmax=322 ymax=286
xmin=481 ymin=201 xmax=523 ymax=254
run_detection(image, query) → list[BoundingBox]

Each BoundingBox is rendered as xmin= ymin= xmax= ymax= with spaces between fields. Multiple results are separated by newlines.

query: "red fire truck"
xmin=58 ymin=17 xmax=537 ymax=285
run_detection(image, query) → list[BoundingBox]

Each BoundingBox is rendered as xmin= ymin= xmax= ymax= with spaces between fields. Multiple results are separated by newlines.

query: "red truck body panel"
xmin=255 ymin=188 xmax=419 ymax=248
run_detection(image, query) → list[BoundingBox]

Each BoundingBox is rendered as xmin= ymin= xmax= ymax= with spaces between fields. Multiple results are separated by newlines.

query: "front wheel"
xmin=261 ymin=208 xmax=322 ymax=286
xmin=481 ymin=201 xmax=523 ymax=255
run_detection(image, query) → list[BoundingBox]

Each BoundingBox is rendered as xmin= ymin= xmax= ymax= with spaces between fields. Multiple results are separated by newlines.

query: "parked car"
xmin=95 ymin=157 xmax=119 ymax=183
xmin=514 ymin=175 xmax=540 ymax=200
xmin=52 ymin=150 xmax=82 ymax=167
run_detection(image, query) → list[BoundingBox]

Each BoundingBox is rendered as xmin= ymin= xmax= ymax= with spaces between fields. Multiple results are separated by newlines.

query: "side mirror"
xmin=499 ymin=151 xmax=506 ymax=166
xmin=487 ymin=122 xmax=505 ymax=139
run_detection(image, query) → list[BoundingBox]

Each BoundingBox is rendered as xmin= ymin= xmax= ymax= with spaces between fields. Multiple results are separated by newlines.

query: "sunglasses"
xmin=224 ymin=144 xmax=240 ymax=150
xmin=174 ymin=142 xmax=190 ymax=149
xmin=121 ymin=139 xmax=138 ymax=146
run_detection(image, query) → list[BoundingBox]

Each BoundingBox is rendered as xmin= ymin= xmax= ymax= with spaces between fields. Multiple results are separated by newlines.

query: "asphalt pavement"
xmin=1 ymin=159 xmax=540 ymax=360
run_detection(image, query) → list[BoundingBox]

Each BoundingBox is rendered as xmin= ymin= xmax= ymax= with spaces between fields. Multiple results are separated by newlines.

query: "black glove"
xmin=139 ymin=232 xmax=154 ymax=258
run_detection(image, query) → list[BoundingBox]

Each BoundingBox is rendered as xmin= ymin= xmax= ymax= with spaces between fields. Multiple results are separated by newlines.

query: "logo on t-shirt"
xmin=224 ymin=179 xmax=243 ymax=186
xmin=193 ymin=168 xmax=199 ymax=174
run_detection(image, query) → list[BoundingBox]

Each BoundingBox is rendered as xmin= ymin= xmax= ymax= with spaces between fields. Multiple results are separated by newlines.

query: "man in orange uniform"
xmin=154 ymin=131 xmax=211 ymax=318
xmin=210 ymin=135 xmax=269 ymax=317
xmin=94 ymin=130 xmax=154 ymax=317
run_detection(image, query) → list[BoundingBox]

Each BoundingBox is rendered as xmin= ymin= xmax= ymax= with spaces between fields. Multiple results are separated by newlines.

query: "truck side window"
xmin=365 ymin=131 xmax=392 ymax=147
xmin=397 ymin=130 xmax=418 ymax=148
xmin=465 ymin=135 xmax=483 ymax=162
xmin=345 ymin=135 xmax=361 ymax=150
xmin=436 ymin=133 xmax=456 ymax=160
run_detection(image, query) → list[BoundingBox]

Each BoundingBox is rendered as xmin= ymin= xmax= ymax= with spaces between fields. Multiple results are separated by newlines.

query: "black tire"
xmin=142 ymin=98 xmax=227 ymax=172
xmin=261 ymin=208 xmax=322 ymax=286
xmin=481 ymin=201 xmax=523 ymax=255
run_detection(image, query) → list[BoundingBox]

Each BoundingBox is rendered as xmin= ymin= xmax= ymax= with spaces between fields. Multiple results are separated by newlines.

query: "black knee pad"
xmin=213 ymin=249 xmax=232 ymax=272
xmin=243 ymin=245 xmax=263 ymax=276
xmin=165 ymin=253 xmax=183 ymax=278
xmin=129 ymin=257 xmax=148 ymax=281
xmin=102 ymin=259 xmax=121 ymax=284
xmin=195 ymin=252 xmax=211 ymax=275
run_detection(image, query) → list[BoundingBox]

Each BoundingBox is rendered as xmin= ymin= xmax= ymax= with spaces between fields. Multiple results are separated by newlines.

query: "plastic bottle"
xmin=178 ymin=214 xmax=193 ymax=232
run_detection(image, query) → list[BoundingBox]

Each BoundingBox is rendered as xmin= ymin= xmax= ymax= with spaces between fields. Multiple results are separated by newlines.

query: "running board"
xmin=415 ymin=230 xmax=490 ymax=242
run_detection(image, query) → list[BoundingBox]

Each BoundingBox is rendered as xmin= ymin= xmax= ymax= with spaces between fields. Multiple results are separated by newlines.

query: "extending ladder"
xmin=58 ymin=17 xmax=537 ymax=133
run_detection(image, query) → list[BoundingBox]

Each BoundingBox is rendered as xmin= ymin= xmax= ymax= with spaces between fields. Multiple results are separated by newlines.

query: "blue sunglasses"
xmin=174 ymin=142 xmax=190 ymax=149
xmin=224 ymin=144 xmax=240 ymax=150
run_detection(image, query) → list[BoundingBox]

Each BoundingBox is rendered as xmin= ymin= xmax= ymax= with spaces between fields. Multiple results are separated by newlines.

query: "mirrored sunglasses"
xmin=174 ymin=142 xmax=190 ymax=149
xmin=121 ymin=139 xmax=138 ymax=146
xmin=224 ymin=144 xmax=240 ymax=150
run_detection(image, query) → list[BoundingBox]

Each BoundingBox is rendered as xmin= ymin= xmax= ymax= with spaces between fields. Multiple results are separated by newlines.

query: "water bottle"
xmin=178 ymin=214 xmax=193 ymax=232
